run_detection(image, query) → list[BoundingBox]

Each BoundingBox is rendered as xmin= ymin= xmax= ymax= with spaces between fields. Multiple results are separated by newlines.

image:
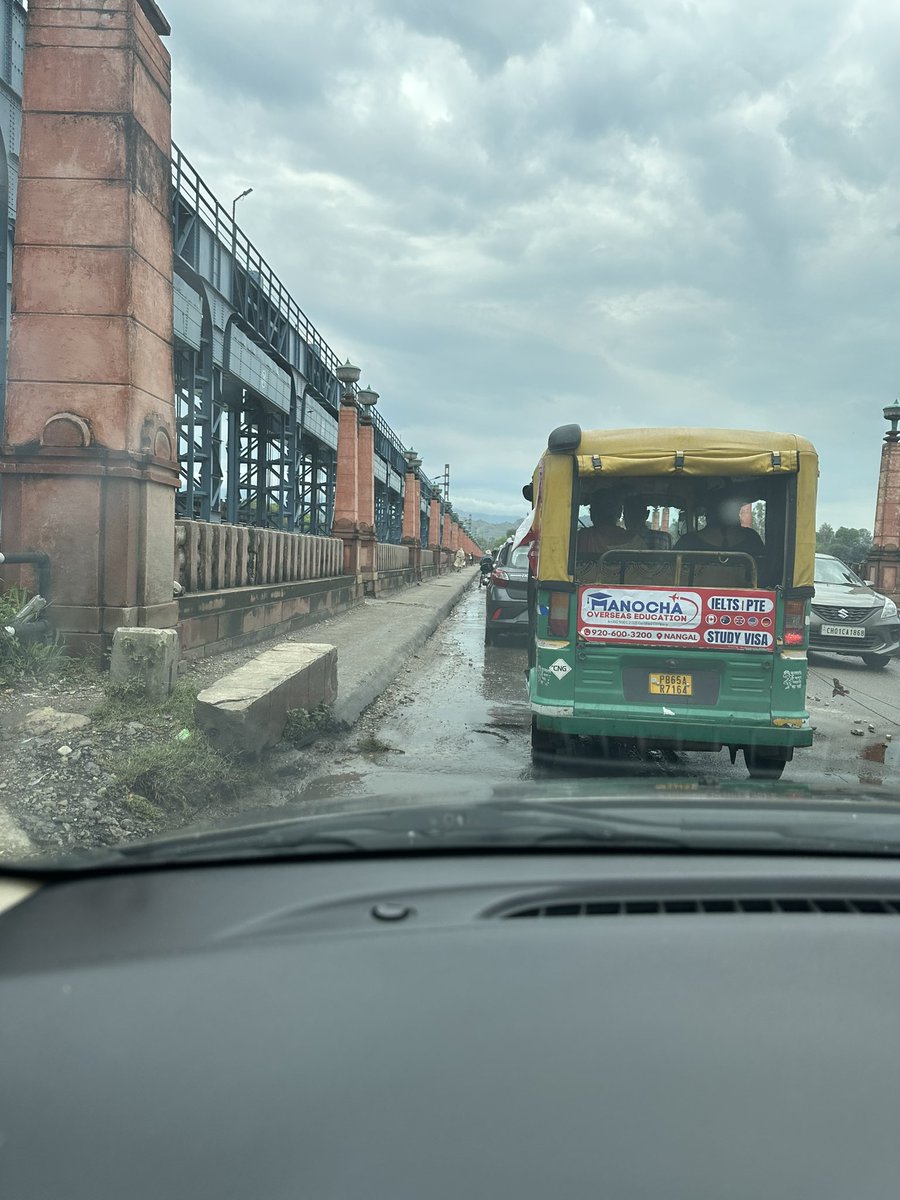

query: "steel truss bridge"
xmin=0 ymin=0 xmax=457 ymax=547
xmin=172 ymin=147 xmax=443 ymax=545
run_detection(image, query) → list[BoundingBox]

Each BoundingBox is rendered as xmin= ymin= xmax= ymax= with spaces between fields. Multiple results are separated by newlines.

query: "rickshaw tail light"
xmin=548 ymin=593 xmax=569 ymax=637
xmin=784 ymin=599 xmax=806 ymax=645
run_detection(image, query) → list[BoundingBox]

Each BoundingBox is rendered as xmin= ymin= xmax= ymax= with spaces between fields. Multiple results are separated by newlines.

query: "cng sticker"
xmin=549 ymin=658 xmax=572 ymax=679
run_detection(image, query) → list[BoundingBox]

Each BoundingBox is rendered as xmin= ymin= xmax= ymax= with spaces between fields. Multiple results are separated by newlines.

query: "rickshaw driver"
xmin=577 ymin=495 xmax=630 ymax=556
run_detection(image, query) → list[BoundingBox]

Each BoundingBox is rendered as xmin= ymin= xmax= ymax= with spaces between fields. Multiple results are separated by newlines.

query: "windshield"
xmin=1 ymin=0 xmax=899 ymax=873
xmin=815 ymin=557 xmax=866 ymax=587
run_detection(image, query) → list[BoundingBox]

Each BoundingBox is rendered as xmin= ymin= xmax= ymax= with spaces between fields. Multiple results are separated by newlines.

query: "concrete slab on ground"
xmin=301 ymin=568 xmax=477 ymax=728
xmin=196 ymin=641 xmax=337 ymax=756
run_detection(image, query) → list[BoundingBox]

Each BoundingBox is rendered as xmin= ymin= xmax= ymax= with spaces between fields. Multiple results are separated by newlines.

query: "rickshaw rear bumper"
xmin=530 ymin=703 xmax=814 ymax=750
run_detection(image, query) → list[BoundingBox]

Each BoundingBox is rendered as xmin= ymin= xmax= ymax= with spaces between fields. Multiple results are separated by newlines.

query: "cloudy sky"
xmin=168 ymin=0 xmax=899 ymax=528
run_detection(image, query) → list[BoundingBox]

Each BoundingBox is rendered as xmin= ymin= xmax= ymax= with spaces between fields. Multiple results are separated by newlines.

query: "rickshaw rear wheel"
xmin=531 ymin=718 xmax=563 ymax=759
xmin=743 ymin=746 xmax=788 ymax=781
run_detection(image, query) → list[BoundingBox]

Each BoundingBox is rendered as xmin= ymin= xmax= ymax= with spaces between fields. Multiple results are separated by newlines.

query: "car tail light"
xmin=548 ymin=592 xmax=570 ymax=638
xmin=492 ymin=609 xmax=502 ymax=621
xmin=491 ymin=569 xmax=510 ymax=586
xmin=784 ymin=599 xmax=806 ymax=645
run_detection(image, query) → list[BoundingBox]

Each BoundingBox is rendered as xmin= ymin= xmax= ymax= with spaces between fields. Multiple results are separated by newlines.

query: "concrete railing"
xmin=376 ymin=542 xmax=410 ymax=573
xmin=176 ymin=520 xmax=343 ymax=594
xmin=421 ymin=549 xmax=434 ymax=567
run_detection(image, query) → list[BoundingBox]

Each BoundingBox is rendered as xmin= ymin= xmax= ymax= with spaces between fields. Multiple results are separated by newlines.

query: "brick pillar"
xmin=401 ymin=451 xmax=421 ymax=577
xmin=412 ymin=473 xmax=422 ymax=578
xmin=442 ymin=509 xmax=452 ymax=566
xmin=0 ymin=0 xmax=177 ymax=655
xmin=332 ymin=391 xmax=360 ymax=575
xmin=651 ymin=508 xmax=660 ymax=531
xmin=356 ymin=401 xmax=376 ymax=579
xmin=661 ymin=507 xmax=670 ymax=533
xmin=401 ymin=455 xmax=419 ymax=545
xmin=868 ymin=415 xmax=900 ymax=602
xmin=428 ymin=497 xmax=441 ymax=549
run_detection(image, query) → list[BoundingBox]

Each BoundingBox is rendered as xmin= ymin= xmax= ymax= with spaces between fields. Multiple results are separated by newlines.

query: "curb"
xmin=331 ymin=571 xmax=476 ymax=729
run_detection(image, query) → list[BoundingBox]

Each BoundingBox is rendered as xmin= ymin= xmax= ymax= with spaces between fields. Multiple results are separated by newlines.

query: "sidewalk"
xmin=299 ymin=568 xmax=477 ymax=727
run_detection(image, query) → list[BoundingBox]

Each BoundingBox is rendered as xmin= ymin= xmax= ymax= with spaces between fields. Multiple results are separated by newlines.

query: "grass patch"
xmin=96 ymin=674 xmax=259 ymax=812
xmin=115 ymin=735 xmax=256 ymax=813
xmin=0 ymin=586 xmax=65 ymax=685
xmin=0 ymin=586 xmax=97 ymax=687
xmin=121 ymin=791 xmax=167 ymax=823
xmin=283 ymin=704 xmax=332 ymax=745
xmin=0 ymin=634 xmax=68 ymax=686
xmin=91 ymin=675 xmax=199 ymax=731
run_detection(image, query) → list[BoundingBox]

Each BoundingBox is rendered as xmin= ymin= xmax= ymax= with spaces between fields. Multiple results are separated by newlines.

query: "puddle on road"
xmin=485 ymin=704 xmax=529 ymax=731
xmin=294 ymin=771 xmax=364 ymax=801
xmin=862 ymin=742 xmax=887 ymax=766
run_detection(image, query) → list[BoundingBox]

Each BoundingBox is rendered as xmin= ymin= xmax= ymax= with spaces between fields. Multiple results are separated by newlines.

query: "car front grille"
xmin=812 ymin=604 xmax=878 ymax=624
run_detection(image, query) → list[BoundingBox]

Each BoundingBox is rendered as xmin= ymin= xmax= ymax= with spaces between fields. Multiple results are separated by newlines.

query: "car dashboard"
xmin=2 ymin=849 xmax=900 ymax=1199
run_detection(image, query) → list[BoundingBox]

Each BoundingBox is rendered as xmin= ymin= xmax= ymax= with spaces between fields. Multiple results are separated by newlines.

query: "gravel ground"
xmin=0 ymin=581 xmax=474 ymax=859
xmin=0 ymin=672 xmax=155 ymax=853
xmin=0 ymin=663 xmax=284 ymax=857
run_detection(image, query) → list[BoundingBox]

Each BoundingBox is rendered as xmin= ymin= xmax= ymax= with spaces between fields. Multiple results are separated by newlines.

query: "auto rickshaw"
xmin=524 ymin=426 xmax=818 ymax=778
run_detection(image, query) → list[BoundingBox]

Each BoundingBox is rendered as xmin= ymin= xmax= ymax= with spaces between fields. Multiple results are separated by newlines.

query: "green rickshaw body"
xmin=526 ymin=427 xmax=818 ymax=769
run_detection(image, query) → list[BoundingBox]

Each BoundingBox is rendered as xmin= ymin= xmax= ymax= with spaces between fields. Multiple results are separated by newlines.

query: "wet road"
xmin=286 ymin=583 xmax=900 ymax=810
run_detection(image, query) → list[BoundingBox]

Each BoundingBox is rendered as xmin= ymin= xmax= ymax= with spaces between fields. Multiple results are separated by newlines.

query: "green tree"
xmin=820 ymin=525 xmax=872 ymax=569
xmin=816 ymin=523 xmax=835 ymax=552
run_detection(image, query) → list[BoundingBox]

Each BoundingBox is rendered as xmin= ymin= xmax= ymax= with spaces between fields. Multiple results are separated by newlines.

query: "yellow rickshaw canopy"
xmin=534 ymin=427 xmax=818 ymax=590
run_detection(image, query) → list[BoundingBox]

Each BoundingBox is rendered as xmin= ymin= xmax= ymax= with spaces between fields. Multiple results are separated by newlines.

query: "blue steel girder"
xmin=175 ymin=343 xmax=224 ymax=521
xmin=297 ymin=434 xmax=335 ymax=536
xmin=374 ymin=478 xmax=389 ymax=543
xmin=169 ymin=143 xmax=433 ymax=536
xmin=388 ymin=494 xmax=403 ymax=544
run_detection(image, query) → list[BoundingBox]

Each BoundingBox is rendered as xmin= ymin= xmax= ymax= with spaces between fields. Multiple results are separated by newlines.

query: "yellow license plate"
xmin=649 ymin=673 xmax=692 ymax=696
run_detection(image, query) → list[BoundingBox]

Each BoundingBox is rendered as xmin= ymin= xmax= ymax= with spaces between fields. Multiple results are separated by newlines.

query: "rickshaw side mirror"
xmin=522 ymin=483 xmax=534 ymax=502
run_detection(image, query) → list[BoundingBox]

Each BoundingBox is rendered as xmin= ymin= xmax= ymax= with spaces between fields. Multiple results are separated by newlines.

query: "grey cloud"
xmin=168 ymin=0 xmax=900 ymax=527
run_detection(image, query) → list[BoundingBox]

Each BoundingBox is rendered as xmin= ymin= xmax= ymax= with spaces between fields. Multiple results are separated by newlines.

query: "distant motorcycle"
xmin=479 ymin=560 xmax=494 ymax=588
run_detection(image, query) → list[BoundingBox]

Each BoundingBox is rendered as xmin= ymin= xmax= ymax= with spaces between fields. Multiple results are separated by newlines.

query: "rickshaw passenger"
xmin=622 ymin=498 xmax=670 ymax=550
xmin=675 ymin=495 xmax=764 ymax=557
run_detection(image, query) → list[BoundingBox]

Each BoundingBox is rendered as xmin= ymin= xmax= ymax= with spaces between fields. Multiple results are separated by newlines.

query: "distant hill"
xmin=470 ymin=517 xmax=524 ymax=549
xmin=467 ymin=511 xmax=525 ymax=526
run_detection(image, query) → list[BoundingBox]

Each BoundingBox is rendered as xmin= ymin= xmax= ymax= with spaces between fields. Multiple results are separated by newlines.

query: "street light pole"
xmin=232 ymin=187 xmax=254 ymax=225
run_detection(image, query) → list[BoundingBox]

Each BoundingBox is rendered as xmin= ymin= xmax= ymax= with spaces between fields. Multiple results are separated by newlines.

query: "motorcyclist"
xmin=479 ymin=552 xmax=494 ymax=586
